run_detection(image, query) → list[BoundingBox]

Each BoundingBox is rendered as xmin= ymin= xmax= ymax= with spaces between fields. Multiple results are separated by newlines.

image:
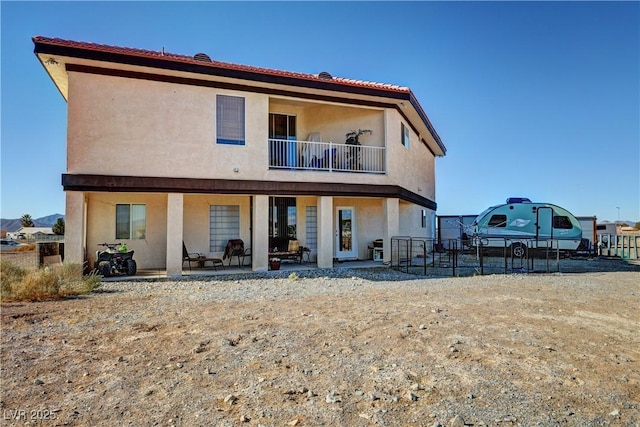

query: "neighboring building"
xmin=9 ymin=227 xmax=55 ymax=240
xmin=437 ymin=215 xmax=476 ymax=250
xmin=596 ymin=222 xmax=619 ymax=237
xmin=576 ymin=216 xmax=597 ymax=254
xmin=33 ymin=36 xmax=447 ymax=275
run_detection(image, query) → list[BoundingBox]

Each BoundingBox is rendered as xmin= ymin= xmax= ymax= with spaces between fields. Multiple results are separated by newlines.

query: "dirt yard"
xmin=1 ymin=262 xmax=639 ymax=426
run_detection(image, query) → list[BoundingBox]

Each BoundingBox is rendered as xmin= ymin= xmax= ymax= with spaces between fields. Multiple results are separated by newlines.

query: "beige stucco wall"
xmin=384 ymin=110 xmax=436 ymax=201
xmin=86 ymin=193 xmax=256 ymax=269
xmin=65 ymin=191 xmax=85 ymax=266
xmin=294 ymin=196 xmax=316 ymax=249
xmin=67 ymin=72 xmax=436 ymax=199
xmin=333 ymin=197 xmax=386 ymax=260
xmin=86 ymin=193 xmax=168 ymax=269
xmin=67 ymin=72 xmax=269 ymax=180
xmin=262 ymin=196 xmax=403 ymax=261
xmin=183 ymin=194 xmax=252 ymax=258
xmin=294 ymin=103 xmax=384 ymax=147
xmin=399 ymin=202 xmax=436 ymax=239
xmin=166 ymin=193 xmax=184 ymax=277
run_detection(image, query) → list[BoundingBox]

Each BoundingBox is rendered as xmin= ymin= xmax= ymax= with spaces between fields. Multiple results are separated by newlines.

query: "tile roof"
xmin=32 ymin=36 xmax=410 ymax=93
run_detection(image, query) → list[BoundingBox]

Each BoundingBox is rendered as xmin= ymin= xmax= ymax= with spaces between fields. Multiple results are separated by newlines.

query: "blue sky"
xmin=1 ymin=1 xmax=638 ymax=223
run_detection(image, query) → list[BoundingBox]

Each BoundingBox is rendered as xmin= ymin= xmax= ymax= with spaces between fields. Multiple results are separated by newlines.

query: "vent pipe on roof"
xmin=194 ymin=53 xmax=212 ymax=62
xmin=318 ymin=71 xmax=333 ymax=80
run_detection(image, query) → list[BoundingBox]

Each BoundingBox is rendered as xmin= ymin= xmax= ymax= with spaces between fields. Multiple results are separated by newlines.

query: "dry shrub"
xmin=0 ymin=260 xmax=101 ymax=303
xmin=15 ymin=243 xmax=36 ymax=252
xmin=1 ymin=260 xmax=27 ymax=299
xmin=59 ymin=263 xmax=102 ymax=295
xmin=16 ymin=268 xmax=62 ymax=301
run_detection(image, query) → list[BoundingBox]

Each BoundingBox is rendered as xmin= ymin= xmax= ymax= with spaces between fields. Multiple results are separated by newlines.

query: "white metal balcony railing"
xmin=268 ymin=139 xmax=386 ymax=173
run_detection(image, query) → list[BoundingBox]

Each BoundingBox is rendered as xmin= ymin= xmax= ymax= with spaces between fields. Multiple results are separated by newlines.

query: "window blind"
xmin=217 ymin=95 xmax=245 ymax=145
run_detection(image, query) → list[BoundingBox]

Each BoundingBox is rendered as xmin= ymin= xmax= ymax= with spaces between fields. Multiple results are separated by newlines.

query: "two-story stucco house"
xmin=33 ymin=36 xmax=446 ymax=276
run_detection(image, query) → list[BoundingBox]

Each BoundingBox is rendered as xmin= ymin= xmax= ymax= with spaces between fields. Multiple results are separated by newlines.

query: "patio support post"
xmin=317 ymin=196 xmax=334 ymax=268
xmin=253 ymin=195 xmax=268 ymax=272
xmin=65 ymin=191 xmax=85 ymax=268
xmin=166 ymin=193 xmax=184 ymax=277
xmin=383 ymin=198 xmax=400 ymax=263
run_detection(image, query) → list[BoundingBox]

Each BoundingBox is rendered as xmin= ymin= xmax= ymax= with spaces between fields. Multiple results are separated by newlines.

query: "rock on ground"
xmin=1 ymin=266 xmax=639 ymax=426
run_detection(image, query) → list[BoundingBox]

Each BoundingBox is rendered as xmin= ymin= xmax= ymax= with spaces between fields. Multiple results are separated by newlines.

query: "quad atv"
xmin=94 ymin=243 xmax=137 ymax=277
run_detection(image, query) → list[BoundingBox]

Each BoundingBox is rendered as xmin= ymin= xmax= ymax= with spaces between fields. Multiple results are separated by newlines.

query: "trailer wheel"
xmin=511 ymin=242 xmax=526 ymax=258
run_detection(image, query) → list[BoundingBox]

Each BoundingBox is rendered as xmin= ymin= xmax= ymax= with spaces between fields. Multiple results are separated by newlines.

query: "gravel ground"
xmin=1 ymin=260 xmax=639 ymax=427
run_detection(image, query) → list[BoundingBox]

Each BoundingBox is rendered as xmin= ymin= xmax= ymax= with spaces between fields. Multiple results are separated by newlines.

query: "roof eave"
xmin=409 ymin=91 xmax=446 ymax=156
xmin=33 ymin=37 xmax=409 ymax=99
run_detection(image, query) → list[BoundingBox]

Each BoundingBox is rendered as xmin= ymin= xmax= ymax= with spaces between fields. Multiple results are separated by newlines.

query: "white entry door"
xmin=335 ymin=206 xmax=357 ymax=259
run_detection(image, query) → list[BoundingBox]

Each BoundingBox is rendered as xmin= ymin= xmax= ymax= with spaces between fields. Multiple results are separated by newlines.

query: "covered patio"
xmin=101 ymin=259 xmax=387 ymax=282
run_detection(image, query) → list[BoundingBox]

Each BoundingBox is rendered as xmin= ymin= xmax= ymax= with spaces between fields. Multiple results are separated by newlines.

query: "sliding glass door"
xmin=269 ymin=113 xmax=297 ymax=167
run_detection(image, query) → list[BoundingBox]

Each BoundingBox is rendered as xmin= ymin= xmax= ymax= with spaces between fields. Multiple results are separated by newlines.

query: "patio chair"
xmin=309 ymin=147 xmax=337 ymax=169
xmin=302 ymin=132 xmax=322 ymax=167
xmin=223 ymin=239 xmax=251 ymax=267
xmin=183 ymin=242 xmax=224 ymax=271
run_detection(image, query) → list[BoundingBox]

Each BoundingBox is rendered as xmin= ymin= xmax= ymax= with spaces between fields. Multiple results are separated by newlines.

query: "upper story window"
xmin=116 ymin=204 xmax=146 ymax=239
xmin=401 ymin=123 xmax=410 ymax=149
xmin=217 ymin=95 xmax=245 ymax=145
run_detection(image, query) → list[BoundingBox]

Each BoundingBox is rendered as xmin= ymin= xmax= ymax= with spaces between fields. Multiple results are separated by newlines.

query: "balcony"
xmin=268 ymin=139 xmax=386 ymax=174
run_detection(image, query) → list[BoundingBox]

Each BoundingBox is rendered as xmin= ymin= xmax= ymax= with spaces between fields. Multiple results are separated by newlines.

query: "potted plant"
xmin=345 ymin=129 xmax=372 ymax=145
xmin=345 ymin=129 xmax=372 ymax=170
xmin=269 ymin=257 xmax=281 ymax=270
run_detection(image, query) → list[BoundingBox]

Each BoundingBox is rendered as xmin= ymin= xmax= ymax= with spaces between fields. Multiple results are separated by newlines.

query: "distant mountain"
xmin=600 ymin=220 xmax=637 ymax=227
xmin=0 ymin=214 xmax=65 ymax=232
xmin=35 ymin=214 xmax=65 ymax=227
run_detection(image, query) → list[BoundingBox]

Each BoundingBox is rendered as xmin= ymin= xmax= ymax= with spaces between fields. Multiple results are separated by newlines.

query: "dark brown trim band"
xmin=66 ymin=64 xmax=399 ymax=111
xmin=62 ymin=174 xmax=437 ymax=210
xmin=37 ymin=41 xmax=407 ymax=100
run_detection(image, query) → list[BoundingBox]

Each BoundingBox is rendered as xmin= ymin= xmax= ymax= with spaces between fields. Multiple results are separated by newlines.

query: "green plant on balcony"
xmin=345 ymin=129 xmax=372 ymax=145
xmin=345 ymin=129 xmax=372 ymax=170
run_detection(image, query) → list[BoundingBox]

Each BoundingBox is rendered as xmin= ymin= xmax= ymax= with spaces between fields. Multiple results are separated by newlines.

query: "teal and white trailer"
xmin=473 ymin=198 xmax=583 ymax=257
